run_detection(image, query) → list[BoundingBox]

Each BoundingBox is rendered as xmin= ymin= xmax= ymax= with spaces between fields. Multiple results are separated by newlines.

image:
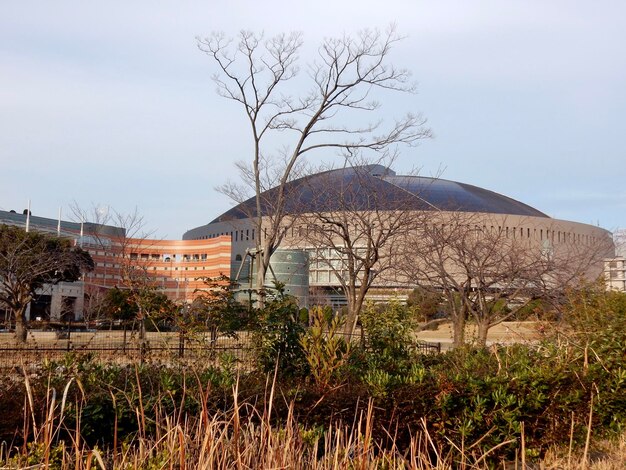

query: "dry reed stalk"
xmin=22 ymin=368 xmax=37 ymax=439
xmin=582 ymin=390 xmax=594 ymax=468
xmin=42 ymin=386 xmax=56 ymax=467
xmin=134 ymin=365 xmax=146 ymax=441
xmin=569 ymin=410 xmax=575 ymax=468
xmin=8 ymin=366 xmax=626 ymax=470
xmin=521 ymin=421 xmax=526 ymax=470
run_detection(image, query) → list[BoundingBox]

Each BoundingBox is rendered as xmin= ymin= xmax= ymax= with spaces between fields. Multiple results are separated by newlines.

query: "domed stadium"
xmin=184 ymin=165 xmax=614 ymax=306
xmin=203 ymin=165 xmax=548 ymax=223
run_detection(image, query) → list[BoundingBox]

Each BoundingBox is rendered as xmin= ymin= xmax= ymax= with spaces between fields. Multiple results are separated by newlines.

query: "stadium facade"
xmin=183 ymin=165 xmax=615 ymax=305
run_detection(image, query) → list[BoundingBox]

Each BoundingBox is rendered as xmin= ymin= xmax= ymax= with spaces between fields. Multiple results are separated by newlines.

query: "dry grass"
xmin=2 ymin=368 xmax=625 ymax=470
xmin=542 ymin=433 xmax=626 ymax=469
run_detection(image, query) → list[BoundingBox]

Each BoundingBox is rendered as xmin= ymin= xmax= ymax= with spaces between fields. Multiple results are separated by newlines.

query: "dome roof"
xmin=211 ymin=165 xmax=548 ymax=223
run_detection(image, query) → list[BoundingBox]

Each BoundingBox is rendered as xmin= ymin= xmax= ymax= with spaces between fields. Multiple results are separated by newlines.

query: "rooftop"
xmin=209 ymin=165 xmax=548 ymax=224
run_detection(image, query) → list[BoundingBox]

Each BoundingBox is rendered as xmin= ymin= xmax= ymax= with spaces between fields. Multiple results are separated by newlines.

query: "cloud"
xmin=1 ymin=0 xmax=625 ymax=235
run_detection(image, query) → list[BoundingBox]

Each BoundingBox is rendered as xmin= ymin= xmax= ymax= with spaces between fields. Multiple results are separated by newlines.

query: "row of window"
xmin=91 ymin=248 xmax=223 ymax=262
xmin=89 ymin=273 xmax=121 ymax=280
xmin=427 ymin=224 xmax=598 ymax=245
xmin=87 ymin=273 xmax=198 ymax=284
xmin=127 ymin=253 xmax=210 ymax=262
xmin=198 ymin=229 xmax=256 ymax=242
xmin=153 ymin=266 xmax=210 ymax=271
xmin=93 ymin=263 xmax=213 ymax=272
xmin=196 ymin=224 xmax=598 ymax=246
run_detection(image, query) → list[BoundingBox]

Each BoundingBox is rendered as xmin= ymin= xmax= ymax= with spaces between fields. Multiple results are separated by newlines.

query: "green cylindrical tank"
xmin=265 ymin=249 xmax=309 ymax=307
xmin=237 ymin=249 xmax=310 ymax=307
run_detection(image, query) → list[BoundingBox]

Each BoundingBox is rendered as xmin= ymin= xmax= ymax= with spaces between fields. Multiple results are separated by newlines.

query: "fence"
xmin=0 ymin=322 xmax=254 ymax=370
xmin=0 ymin=321 xmax=441 ymax=370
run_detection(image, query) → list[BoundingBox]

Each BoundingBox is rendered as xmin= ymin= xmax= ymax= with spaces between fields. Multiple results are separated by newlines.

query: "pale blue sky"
xmin=1 ymin=1 xmax=624 ymax=238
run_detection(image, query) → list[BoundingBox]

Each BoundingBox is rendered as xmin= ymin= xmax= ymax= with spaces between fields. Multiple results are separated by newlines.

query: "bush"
xmin=359 ymin=300 xmax=417 ymax=373
xmin=251 ymin=291 xmax=308 ymax=377
xmin=300 ymin=306 xmax=351 ymax=391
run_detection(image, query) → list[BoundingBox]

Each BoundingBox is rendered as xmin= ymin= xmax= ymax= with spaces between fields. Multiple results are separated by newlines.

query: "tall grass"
xmin=3 ymin=368 xmax=625 ymax=469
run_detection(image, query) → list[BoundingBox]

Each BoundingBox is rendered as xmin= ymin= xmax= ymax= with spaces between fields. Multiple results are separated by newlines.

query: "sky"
xmin=1 ymin=0 xmax=625 ymax=239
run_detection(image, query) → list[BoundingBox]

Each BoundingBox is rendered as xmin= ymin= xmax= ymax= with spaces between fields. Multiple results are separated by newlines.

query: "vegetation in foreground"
xmin=0 ymin=285 xmax=625 ymax=468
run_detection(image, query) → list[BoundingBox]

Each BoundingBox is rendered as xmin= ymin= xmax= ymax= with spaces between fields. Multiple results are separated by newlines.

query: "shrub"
xmin=251 ymin=290 xmax=308 ymax=376
xmin=359 ymin=300 xmax=417 ymax=373
xmin=300 ymin=306 xmax=351 ymax=391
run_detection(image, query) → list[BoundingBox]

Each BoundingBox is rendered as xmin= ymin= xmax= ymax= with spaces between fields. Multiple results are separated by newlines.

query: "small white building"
xmin=26 ymin=282 xmax=86 ymax=322
xmin=605 ymin=257 xmax=626 ymax=292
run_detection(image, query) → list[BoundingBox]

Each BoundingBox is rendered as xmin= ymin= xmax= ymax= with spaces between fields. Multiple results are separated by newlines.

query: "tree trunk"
xmin=14 ymin=306 xmax=28 ymax=343
xmin=139 ymin=319 xmax=146 ymax=341
xmin=476 ymin=321 xmax=490 ymax=348
xmin=343 ymin=303 xmax=359 ymax=336
xmin=452 ymin=310 xmax=466 ymax=348
xmin=138 ymin=306 xmax=146 ymax=341
xmin=256 ymin=258 xmax=268 ymax=308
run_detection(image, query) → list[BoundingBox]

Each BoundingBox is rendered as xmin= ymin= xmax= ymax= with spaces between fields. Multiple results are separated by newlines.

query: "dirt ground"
xmin=0 ymin=322 xmax=543 ymax=352
xmin=416 ymin=321 xmax=543 ymax=350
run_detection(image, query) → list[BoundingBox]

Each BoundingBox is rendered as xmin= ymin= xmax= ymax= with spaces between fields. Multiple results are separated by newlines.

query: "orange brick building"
xmin=0 ymin=210 xmax=233 ymax=321
xmin=83 ymin=236 xmax=232 ymax=303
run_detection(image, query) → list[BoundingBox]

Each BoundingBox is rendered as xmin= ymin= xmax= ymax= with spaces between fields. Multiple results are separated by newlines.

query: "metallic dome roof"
xmin=211 ymin=165 xmax=548 ymax=223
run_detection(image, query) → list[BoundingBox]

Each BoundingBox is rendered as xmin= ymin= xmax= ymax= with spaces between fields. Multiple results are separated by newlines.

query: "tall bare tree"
xmin=198 ymin=27 xmax=431 ymax=302
xmin=401 ymin=212 xmax=613 ymax=347
xmin=292 ymin=159 xmax=428 ymax=334
xmin=0 ymin=225 xmax=93 ymax=342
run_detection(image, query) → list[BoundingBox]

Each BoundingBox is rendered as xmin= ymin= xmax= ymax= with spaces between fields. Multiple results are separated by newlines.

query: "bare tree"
xmin=81 ymin=288 xmax=110 ymax=324
xmin=401 ymin=212 xmax=613 ymax=347
xmin=0 ymin=225 xmax=93 ymax=342
xmin=614 ymin=229 xmax=626 ymax=257
xmin=71 ymin=205 xmax=165 ymax=337
xmin=293 ymin=159 xmax=427 ymax=334
xmin=198 ymin=27 xmax=431 ymax=303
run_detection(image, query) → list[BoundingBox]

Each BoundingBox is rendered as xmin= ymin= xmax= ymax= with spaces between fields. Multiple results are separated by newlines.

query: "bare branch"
xmin=199 ymin=27 xmax=430 ymax=301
